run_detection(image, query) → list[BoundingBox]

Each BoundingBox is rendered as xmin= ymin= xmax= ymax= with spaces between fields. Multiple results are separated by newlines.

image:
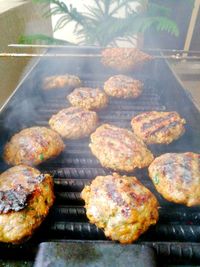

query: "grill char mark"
xmin=29 ymin=129 xmax=50 ymax=148
xmin=161 ymin=154 xmax=178 ymax=180
xmin=96 ymin=128 xmax=136 ymax=152
xmin=0 ymin=185 xmax=29 ymax=213
xmin=144 ymin=121 xmax=180 ymax=137
xmin=133 ymin=112 xmax=151 ymax=122
xmin=161 ymin=154 xmax=193 ymax=183
xmin=178 ymin=154 xmax=193 ymax=183
xmin=52 ymin=108 xmax=94 ymax=124
xmin=0 ymin=174 xmax=45 ymax=214
xmin=105 ymin=182 xmax=125 ymax=206
xmin=129 ymin=191 xmax=149 ymax=205
xmin=142 ymin=113 xmax=176 ymax=131
xmin=75 ymin=88 xmax=100 ymax=98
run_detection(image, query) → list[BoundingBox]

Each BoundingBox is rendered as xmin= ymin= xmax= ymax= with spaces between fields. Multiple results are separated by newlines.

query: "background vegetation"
xmin=20 ymin=0 xmax=181 ymax=46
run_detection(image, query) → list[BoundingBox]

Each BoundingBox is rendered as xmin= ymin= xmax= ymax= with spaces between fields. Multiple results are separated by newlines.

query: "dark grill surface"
xmin=0 ymin=48 xmax=200 ymax=266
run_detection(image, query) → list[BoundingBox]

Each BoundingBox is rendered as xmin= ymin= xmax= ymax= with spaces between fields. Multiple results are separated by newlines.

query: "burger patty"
xmin=0 ymin=165 xmax=54 ymax=243
xmin=131 ymin=111 xmax=186 ymax=144
xmin=89 ymin=124 xmax=154 ymax=172
xmin=101 ymin=47 xmax=153 ymax=72
xmin=43 ymin=74 xmax=81 ymax=90
xmin=81 ymin=172 xmax=159 ymax=244
xmin=67 ymin=87 xmax=108 ymax=110
xmin=4 ymin=127 xmax=65 ymax=166
xmin=49 ymin=107 xmax=98 ymax=139
xmin=104 ymin=75 xmax=143 ymax=99
xmin=148 ymin=152 xmax=200 ymax=207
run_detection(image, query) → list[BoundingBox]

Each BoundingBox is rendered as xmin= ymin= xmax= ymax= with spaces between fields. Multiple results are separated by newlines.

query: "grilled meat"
xmin=104 ymin=74 xmax=143 ymax=99
xmin=67 ymin=87 xmax=108 ymax=110
xmin=43 ymin=74 xmax=81 ymax=90
xmin=149 ymin=152 xmax=200 ymax=207
xmin=101 ymin=47 xmax=153 ymax=72
xmin=0 ymin=165 xmax=54 ymax=243
xmin=89 ymin=124 xmax=154 ymax=172
xmin=131 ymin=111 xmax=186 ymax=144
xmin=49 ymin=107 xmax=98 ymax=139
xmin=4 ymin=127 xmax=65 ymax=166
xmin=81 ymin=172 xmax=159 ymax=244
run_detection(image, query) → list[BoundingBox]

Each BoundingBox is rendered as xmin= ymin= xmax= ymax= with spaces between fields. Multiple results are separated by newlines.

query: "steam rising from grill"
xmin=0 ymin=46 xmax=200 ymax=265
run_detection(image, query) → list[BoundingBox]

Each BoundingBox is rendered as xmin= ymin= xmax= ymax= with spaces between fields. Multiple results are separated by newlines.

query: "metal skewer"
xmin=0 ymin=53 xmax=101 ymax=58
xmin=7 ymin=44 xmax=200 ymax=55
xmin=1 ymin=52 xmax=200 ymax=60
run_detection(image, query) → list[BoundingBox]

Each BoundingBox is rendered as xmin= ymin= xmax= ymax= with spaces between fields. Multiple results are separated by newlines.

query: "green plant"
xmin=19 ymin=34 xmax=73 ymax=45
xmin=20 ymin=0 xmax=180 ymax=46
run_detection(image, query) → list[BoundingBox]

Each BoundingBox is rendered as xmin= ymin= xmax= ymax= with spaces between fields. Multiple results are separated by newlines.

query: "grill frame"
xmin=0 ymin=47 xmax=200 ymax=266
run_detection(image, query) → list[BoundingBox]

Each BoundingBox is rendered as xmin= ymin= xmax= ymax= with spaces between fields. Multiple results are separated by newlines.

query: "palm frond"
xmin=93 ymin=0 xmax=104 ymax=15
xmin=19 ymin=34 xmax=73 ymax=45
xmin=32 ymin=0 xmax=52 ymax=3
xmin=125 ymin=14 xmax=179 ymax=37
xmin=155 ymin=17 xmax=179 ymax=36
xmin=83 ymin=5 xmax=104 ymax=20
xmin=24 ymin=0 xmax=180 ymax=46
xmin=109 ymin=0 xmax=137 ymax=16
xmin=43 ymin=5 xmax=63 ymax=18
xmin=54 ymin=15 xmax=71 ymax=32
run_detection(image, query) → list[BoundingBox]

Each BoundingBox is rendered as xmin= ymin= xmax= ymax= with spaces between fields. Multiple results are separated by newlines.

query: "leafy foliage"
xmin=21 ymin=0 xmax=180 ymax=46
xmin=19 ymin=34 xmax=72 ymax=45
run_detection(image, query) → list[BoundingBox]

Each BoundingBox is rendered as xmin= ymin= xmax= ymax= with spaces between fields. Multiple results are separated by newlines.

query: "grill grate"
xmin=1 ymin=51 xmax=200 ymax=266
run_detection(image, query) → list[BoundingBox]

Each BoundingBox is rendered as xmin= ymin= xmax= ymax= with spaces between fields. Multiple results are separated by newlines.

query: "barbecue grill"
xmin=0 ymin=47 xmax=200 ymax=266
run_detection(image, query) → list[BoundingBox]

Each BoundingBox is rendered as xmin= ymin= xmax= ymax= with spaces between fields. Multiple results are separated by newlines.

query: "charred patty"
xmin=0 ymin=165 xmax=54 ymax=243
xmin=148 ymin=152 xmax=200 ymax=207
xmin=131 ymin=111 xmax=186 ymax=144
xmin=101 ymin=47 xmax=153 ymax=72
xmin=81 ymin=172 xmax=159 ymax=244
xmin=67 ymin=87 xmax=108 ymax=110
xmin=104 ymin=74 xmax=143 ymax=99
xmin=4 ymin=127 xmax=65 ymax=166
xmin=43 ymin=74 xmax=81 ymax=90
xmin=49 ymin=107 xmax=98 ymax=139
xmin=89 ymin=124 xmax=154 ymax=172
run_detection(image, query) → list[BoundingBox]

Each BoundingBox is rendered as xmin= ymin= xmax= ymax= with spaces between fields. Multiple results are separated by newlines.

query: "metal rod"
xmin=0 ymin=53 xmax=101 ymax=58
xmin=1 ymin=52 xmax=200 ymax=60
xmin=7 ymin=44 xmax=200 ymax=54
xmin=184 ymin=0 xmax=200 ymax=53
xmin=8 ymin=44 xmax=99 ymax=49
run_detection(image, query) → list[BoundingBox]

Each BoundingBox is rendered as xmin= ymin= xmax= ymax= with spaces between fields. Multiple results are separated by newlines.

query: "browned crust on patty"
xmin=67 ymin=87 xmax=108 ymax=110
xmin=104 ymin=75 xmax=143 ymax=99
xmin=81 ymin=172 xmax=159 ymax=244
xmin=0 ymin=165 xmax=55 ymax=243
xmin=149 ymin=152 xmax=200 ymax=207
xmin=89 ymin=124 xmax=154 ymax=172
xmin=131 ymin=111 xmax=186 ymax=144
xmin=3 ymin=127 xmax=65 ymax=166
xmin=101 ymin=47 xmax=153 ymax=72
xmin=49 ymin=107 xmax=98 ymax=139
xmin=43 ymin=74 xmax=81 ymax=90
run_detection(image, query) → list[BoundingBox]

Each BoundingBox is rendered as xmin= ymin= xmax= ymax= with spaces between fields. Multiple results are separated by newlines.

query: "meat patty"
xmin=131 ymin=111 xmax=186 ymax=144
xmin=148 ymin=152 xmax=200 ymax=207
xmin=67 ymin=87 xmax=108 ymax=110
xmin=43 ymin=74 xmax=81 ymax=90
xmin=0 ymin=165 xmax=54 ymax=243
xmin=81 ymin=172 xmax=159 ymax=244
xmin=49 ymin=107 xmax=98 ymax=139
xmin=104 ymin=75 xmax=143 ymax=99
xmin=4 ymin=127 xmax=65 ymax=166
xmin=101 ymin=47 xmax=153 ymax=72
xmin=89 ymin=124 xmax=154 ymax=172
